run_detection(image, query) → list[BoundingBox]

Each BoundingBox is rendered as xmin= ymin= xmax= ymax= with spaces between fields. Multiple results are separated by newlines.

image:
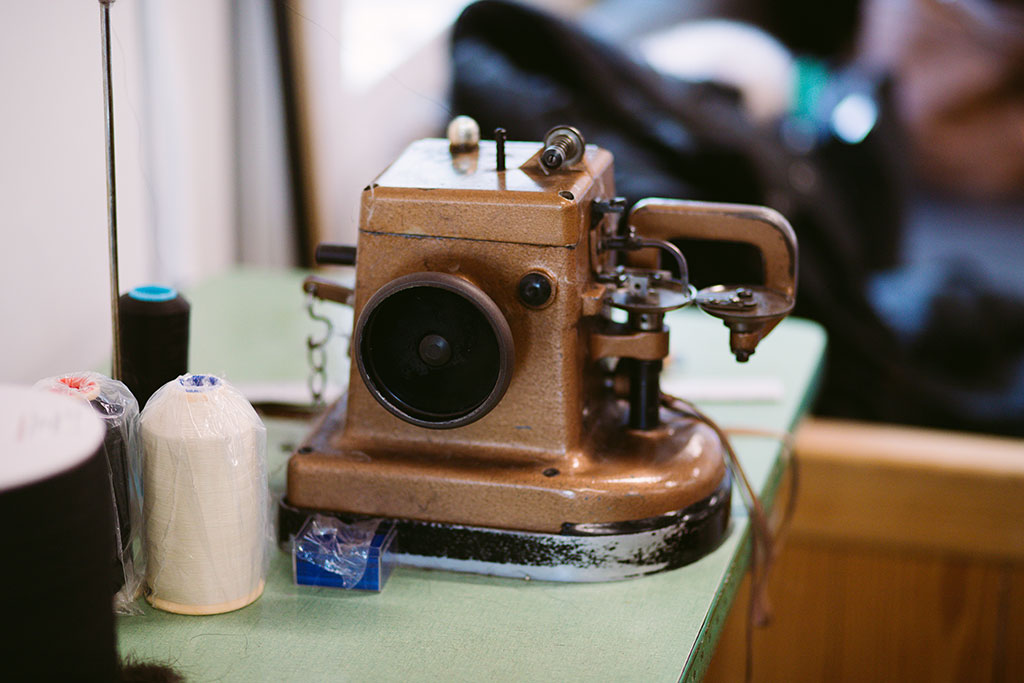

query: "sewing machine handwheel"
xmin=354 ymin=272 xmax=514 ymax=429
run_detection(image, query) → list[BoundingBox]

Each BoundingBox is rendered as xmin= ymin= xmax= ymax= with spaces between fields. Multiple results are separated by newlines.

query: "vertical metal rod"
xmin=628 ymin=359 xmax=662 ymax=430
xmin=100 ymin=0 xmax=122 ymax=380
xmin=494 ymin=127 xmax=506 ymax=172
xmin=626 ymin=310 xmax=665 ymax=430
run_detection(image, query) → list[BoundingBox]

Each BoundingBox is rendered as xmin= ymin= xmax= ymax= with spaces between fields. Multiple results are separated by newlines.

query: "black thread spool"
xmin=94 ymin=395 xmax=132 ymax=591
xmin=0 ymin=387 xmax=118 ymax=681
xmin=119 ymin=285 xmax=190 ymax=407
xmin=34 ymin=373 xmax=140 ymax=596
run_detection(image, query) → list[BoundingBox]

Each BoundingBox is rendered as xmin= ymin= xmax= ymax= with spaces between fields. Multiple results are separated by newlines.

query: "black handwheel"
xmin=354 ymin=272 xmax=514 ymax=429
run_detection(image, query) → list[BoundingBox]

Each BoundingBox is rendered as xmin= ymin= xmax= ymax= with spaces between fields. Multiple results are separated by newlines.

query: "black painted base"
xmin=277 ymin=472 xmax=731 ymax=582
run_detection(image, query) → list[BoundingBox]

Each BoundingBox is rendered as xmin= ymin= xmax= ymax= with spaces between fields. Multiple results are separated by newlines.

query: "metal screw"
xmin=542 ymin=143 xmax=567 ymax=169
xmin=540 ymin=126 xmax=585 ymax=171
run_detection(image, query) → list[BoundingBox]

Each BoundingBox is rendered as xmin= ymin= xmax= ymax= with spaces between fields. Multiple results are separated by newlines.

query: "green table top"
xmin=118 ymin=268 xmax=826 ymax=682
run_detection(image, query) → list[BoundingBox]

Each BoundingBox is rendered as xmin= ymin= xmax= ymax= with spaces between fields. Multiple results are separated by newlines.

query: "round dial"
xmin=355 ymin=272 xmax=514 ymax=429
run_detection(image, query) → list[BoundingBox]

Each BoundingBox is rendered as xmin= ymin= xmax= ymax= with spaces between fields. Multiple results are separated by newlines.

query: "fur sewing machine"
xmin=279 ymin=120 xmax=797 ymax=581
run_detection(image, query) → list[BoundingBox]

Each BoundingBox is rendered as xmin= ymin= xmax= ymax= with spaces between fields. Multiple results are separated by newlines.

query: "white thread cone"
xmin=140 ymin=374 xmax=267 ymax=614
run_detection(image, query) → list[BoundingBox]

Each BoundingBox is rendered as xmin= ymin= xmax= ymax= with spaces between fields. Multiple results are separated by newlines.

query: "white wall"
xmin=0 ymin=0 xmax=235 ymax=384
xmin=234 ymin=0 xmax=297 ymax=267
xmin=138 ymin=0 xmax=236 ymax=284
xmin=0 ymin=0 xmax=587 ymax=383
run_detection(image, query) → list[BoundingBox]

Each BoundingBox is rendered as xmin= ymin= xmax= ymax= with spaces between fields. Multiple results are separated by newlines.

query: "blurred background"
xmin=2 ymin=1 xmax=1023 ymax=680
xmin=3 ymin=0 xmax=1022 ymax=437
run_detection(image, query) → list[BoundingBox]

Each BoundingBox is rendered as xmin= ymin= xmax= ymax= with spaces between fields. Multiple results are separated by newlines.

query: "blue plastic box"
xmin=292 ymin=517 xmax=398 ymax=592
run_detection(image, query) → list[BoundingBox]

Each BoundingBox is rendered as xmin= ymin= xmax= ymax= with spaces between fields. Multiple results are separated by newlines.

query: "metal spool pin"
xmin=99 ymin=0 xmax=122 ymax=380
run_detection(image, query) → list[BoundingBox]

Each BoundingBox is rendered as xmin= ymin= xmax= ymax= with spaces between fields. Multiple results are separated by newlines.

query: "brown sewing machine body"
xmin=284 ymin=125 xmax=796 ymax=577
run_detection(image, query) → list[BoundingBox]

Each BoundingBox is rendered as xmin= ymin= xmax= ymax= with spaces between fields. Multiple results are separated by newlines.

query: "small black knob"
xmin=315 ymin=244 xmax=357 ymax=266
xmin=518 ymin=272 xmax=553 ymax=308
xmin=418 ymin=334 xmax=452 ymax=367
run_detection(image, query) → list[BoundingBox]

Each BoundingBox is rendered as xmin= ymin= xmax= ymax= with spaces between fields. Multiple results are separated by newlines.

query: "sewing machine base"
xmin=286 ymin=397 xmax=730 ymax=534
xmin=278 ymin=473 xmax=730 ymax=582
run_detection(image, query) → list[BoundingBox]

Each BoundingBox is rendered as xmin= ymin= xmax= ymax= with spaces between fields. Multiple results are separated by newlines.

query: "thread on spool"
xmin=119 ymin=285 xmax=190 ymax=407
xmin=140 ymin=373 xmax=268 ymax=615
xmin=0 ymin=386 xmax=117 ymax=680
xmin=34 ymin=371 xmax=144 ymax=614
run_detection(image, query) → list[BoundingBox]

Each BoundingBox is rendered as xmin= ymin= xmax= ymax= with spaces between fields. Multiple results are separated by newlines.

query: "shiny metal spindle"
xmin=99 ymin=0 xmax=122 ymax=380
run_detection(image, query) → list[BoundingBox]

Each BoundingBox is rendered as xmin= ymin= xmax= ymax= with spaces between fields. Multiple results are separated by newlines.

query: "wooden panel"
xmin=791 ymin=418 xmax=1024 ymax=560
xmin=704 ymin=540 xmax=1006 ymax=682
xmin=996 ymin=566 xmax=1024 ymax=681
xmin=706 ymin=418 xmax=1024 ymax=682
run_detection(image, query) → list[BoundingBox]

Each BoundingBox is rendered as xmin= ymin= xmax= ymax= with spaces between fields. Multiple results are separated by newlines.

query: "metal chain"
xmin=306 ymin=292 xmax=333 ymax=407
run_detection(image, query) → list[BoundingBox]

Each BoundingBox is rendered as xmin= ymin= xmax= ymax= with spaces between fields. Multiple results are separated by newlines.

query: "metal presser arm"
xmin=303 ymin=275 xmax=354 ymax=307
xmin=302 ymin=244 xmax=358 ymax=306
xmin=627 ymin=199 xmax=799 ymax=361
